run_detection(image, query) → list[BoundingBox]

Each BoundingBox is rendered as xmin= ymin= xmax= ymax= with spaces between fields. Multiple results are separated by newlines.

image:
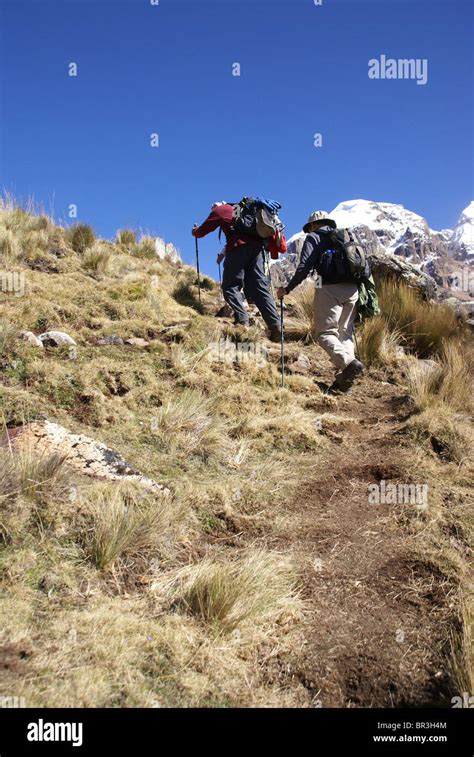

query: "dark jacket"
xmin=286 ymin=226 xmax=368 ymax=292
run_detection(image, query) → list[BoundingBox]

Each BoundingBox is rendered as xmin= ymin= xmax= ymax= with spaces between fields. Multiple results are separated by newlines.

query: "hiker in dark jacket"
xmin=277 ymin=210 xmax=367 ymax=391
xmin=192 ymin=201 xmax=283 ymax=342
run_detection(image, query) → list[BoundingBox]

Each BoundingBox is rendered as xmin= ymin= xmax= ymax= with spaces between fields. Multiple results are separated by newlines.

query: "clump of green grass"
xmin=161 ymin=550 xmax=300 ymax=633
xmin=67 ymin=224 xmax=96 ymax=255
xmin=379 ymin=279 xmax=458 ymax=357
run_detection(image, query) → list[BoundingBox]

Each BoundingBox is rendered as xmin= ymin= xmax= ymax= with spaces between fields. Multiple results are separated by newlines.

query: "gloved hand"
xmin=276 ymin=287 xmax=287 ymax=300
xmin=216 ymin=252 xmax=225 ymax=264
xmin=254 ymin=197 xmax=282 ymax=213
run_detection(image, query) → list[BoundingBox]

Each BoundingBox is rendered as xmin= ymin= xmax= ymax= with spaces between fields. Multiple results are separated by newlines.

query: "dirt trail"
xmin=234 ymin=343 xmax=457 ymax=707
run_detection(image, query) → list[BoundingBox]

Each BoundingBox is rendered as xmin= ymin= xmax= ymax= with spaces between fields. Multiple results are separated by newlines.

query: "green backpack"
xmin=357 ymin=275 xmax=381 ymax=320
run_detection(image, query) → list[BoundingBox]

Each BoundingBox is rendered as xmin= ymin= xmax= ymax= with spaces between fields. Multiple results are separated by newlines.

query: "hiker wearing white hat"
xmin=277 ymin=210 xmax=370 ymax=391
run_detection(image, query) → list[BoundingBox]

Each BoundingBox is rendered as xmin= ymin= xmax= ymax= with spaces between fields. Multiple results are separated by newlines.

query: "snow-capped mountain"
xmin=329 ymin=199 xmax=453 ymax=264
xmin=449 ymin=201 xmax=474 ymax=259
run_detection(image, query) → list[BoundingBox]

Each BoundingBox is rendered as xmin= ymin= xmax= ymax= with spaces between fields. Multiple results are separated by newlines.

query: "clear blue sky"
xmin=1 ymin=0 xmax=473 ymax=275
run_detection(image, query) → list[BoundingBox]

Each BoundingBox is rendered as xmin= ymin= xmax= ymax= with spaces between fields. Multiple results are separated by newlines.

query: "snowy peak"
xmin=450 ymin=202 xmax=474 ymax=258
xmin=328 ymin=198 xmax=473 ymax=264
xmin=330 ymin=199 xmax=432 ymax=257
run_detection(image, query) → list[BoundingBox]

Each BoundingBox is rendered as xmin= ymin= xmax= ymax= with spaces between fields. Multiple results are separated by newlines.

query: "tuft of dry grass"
xmin=67 ymin=224 xmax=96 ymax=255
xmin=285 ymin=282 xmax=315 ymax=340
xmin=379 ymin=279 xmax=459 ymax=357
xmin=406 ymin=341 xmax=473 ymax=415
xmin=0 ymin=319 xmax=17 ymax=358
xmin=357 ymin=316 xmax=400 ymax=366
xmin=151 ymin=389 xmax=228 ymax=455
xmin=158 ymin=549 xmax=300 ymax=633
xmin=0 ymin=447 xmax=69 ymax=505
xmin=405 ymin=340 xmax=474 ymax=464
xmin=80 ymin=482 xmax=176 ymax=571
xmin=449 ymin=597 xmax=473 ymax=699
xmin=82 ymin=242 xmax=111 ymax=276
xmin=132 ymin=236 xmax=156 ymax=259
xmin=0 ymin=447 xmax=70 ymax=538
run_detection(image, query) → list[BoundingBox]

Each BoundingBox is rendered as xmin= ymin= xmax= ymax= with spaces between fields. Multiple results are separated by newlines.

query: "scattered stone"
xmin=216 ymin=303 xmax=233 ymax=318
xmin=38 ymin=331 xmax=76 ymax=348
xmin=96 ymin=335 xmax=124 ymax=346
xmin=288 ymin=353 xmax=311 ymax=374
xmin=0 ymin=421 xmax=170 ymax=495
xmin=417 ymin=359 xmax=439 ymax=375
xmin=19 ymin=331 xmax=43 ymax=348
xmin=125 ymin=337 xmax=150 ymax=348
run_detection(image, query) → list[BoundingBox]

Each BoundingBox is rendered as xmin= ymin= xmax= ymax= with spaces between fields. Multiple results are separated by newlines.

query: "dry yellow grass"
xmin=357 ymin=315 xmax=400 ymax=366
xmin=379 ymin=279 xmax=459 ymax=357
xmin=1 ymin=198 xmax=472 ymax=708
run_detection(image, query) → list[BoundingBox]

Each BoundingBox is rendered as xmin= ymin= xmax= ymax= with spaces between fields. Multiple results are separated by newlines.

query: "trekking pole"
xmin=280 ymin=298 xmax=285 ymax=388
xmin=194 ymin=234 xmax=202 ymax=306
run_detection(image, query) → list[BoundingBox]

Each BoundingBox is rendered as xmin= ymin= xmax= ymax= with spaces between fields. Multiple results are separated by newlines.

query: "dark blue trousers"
xmin=222 ymin=244 xmax=280 ymax=330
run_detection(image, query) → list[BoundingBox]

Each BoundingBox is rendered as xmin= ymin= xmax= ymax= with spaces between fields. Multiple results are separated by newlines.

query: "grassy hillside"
xmin=0 ymin=199 xmax=472 ymax=707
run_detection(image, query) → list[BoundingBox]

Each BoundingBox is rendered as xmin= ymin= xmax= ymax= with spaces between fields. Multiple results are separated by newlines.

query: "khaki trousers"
xmin=313 ymin=283 xmax=358 ymax=371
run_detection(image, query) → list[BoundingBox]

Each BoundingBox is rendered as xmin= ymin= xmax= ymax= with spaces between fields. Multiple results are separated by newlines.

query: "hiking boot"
xmin=268 ymin=327 xmax=282 ymax=343
xmin=336 ymin=358 xmax=365 ymax=391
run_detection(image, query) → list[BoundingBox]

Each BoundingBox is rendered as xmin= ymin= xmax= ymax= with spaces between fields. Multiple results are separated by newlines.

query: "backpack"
xmin=357 ymin=276 xmax=381 ymax=320
xmin=316 ymin=228 xmax=369 ymax=284
xmin=231 ymin=197 xmax=284 ymax=240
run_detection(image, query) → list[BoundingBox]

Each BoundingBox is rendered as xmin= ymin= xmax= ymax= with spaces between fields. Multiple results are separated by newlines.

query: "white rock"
xmin=38 ymin=331 xmax=76 ymax=347
xmin=19 ymin=331 xmax=43 ymax=348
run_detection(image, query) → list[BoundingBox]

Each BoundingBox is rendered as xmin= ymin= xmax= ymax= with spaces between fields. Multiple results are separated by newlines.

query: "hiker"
xmin=192 ymin=199 xmax=286 ymax=342
xmin=277 ymin=210 xmax=369 ymax=391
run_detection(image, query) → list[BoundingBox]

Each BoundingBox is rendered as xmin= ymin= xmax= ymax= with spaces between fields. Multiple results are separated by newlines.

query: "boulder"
xmin=38 ymin=331 xmax=76 ymax=348
xmin=417 ymin=359 xmax=439 ymax=375
xmin=0 ymin=421 xmax=170 ymax=495
xmin=368 ymin=245 xmax=438 ymax=301
xmin=19 ymin=331 xmax=43 ymax=348
xmin=288 ymin=353 xmax=311 ymax=374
